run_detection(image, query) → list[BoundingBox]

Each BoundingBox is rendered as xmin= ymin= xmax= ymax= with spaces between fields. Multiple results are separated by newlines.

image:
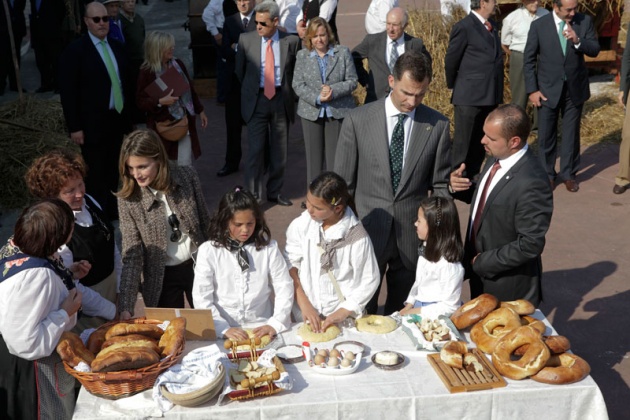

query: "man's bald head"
xmin=84 ymin=2 xmax=110 ymax=40
xmin=386 ymin=7 xmax=408 ymax=41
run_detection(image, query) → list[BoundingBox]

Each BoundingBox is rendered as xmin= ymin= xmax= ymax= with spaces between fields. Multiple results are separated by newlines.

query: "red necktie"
xmin=484 ymin=21 xmax=492 ymax=32
xmin=264 ymin=39 xmax=275 ymax=100
xmin=471 ymin=160 xmax=501 ymax=246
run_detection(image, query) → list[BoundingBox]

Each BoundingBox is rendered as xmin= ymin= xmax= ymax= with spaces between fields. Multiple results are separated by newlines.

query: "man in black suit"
xmin=0 ymin=0 xmax=26 ymax=94
xmin=524 ymin=0 xmax=600 ymax=192
xmin=450 ymin=105 xmax=553 ymax=307
xmin=445 ymin=0 xmax=503 ymax=180
xmin=59 ymin=1 xmax=132 ymax=219
xmin=29 ymin=0 xmax=65 ymax=92
xmin=352 ymin=7 xmax=431 ymax=104
xmin=235 ymin=1 xmax=300 ymax=206
xmin=217 ymin=0 xmax=256 ymax=177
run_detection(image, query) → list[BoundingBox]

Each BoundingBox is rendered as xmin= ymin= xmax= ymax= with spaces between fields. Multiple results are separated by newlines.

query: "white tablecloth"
xmin=72 ymin=311 xmax=609 ymax=420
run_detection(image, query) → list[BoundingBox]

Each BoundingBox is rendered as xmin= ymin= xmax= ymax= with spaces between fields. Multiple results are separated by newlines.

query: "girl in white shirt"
xmin=193 ymin=187 xmax=294 ymax=341
xmin=399 ymin=197 xmax=464 ymax=319
xmin=285 ymin=172 xmax=379 ymax=332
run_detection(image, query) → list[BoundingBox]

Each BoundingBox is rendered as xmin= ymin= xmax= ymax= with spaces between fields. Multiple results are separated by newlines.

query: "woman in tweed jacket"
xmin=292 ymin=17 xmax=358 ymax=184
xmin=116 ymin=130 xmax=211 ymax=318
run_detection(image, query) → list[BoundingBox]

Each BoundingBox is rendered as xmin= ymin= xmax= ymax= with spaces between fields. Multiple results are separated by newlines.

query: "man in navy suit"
xmin=445 ymin=0 xmax=504 ymax=180
xmin=217 ymin=0 xmax=256 ymax=177
xmin=524 ymin=0 xmax=600 ymax=192
xmin=59 ymin=1 xmax=132 ymax=219
xmin=450 ymin=105 xmax=553 ymax=307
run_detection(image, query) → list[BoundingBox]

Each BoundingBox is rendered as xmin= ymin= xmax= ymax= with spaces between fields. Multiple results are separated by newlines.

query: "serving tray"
xmin=427 ymin=349 xmax=507 ymax=393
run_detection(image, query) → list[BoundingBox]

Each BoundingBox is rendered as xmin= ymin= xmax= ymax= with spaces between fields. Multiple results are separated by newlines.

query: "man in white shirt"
xmin=202 ymin=0 xmax=228 ymax=103
xmin=501 ymin=0 xmax=548 ymax=126
xmin=365 ymin=0 xmax=398 ymax=34
xmin=275 ymin=0 xmax=302 ymax=34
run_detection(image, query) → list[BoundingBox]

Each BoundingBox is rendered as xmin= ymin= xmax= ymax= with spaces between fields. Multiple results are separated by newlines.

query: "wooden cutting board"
xmin=427 ymin=349 xmax=507 ymax=393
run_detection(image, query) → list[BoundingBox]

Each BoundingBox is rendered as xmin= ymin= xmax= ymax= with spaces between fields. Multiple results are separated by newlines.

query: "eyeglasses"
xmin=255 ymin=20 xmax=269 ymax=27
xmin=88 ymin=16 xmax=110 ymax=24
xmin=168 ymin=213 xmax=182 ymax=242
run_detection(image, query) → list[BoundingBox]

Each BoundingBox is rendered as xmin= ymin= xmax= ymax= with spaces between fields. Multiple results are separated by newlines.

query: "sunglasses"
xmin=255 ymin=20 xmax=270 ymax=27
xmin=88 ymin=15 xmax=110 ymax=24
xmin=168 ymin=213 xmax=182 ymax=242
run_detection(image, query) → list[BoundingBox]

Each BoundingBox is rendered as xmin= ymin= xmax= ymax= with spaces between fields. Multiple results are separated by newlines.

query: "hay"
xmin=0 ymin=96 xmax=78 ymax=210
xmin=580 ymin=95 xmax=625 ymax=145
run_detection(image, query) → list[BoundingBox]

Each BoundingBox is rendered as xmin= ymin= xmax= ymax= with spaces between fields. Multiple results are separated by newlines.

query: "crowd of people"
xmin=0 ymin=0 xmax=622 ymax=418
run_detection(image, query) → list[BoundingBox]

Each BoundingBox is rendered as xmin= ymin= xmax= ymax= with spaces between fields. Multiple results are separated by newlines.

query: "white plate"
xmin=333 ymin=340 xmax=366 ymax=355
xmin=309 ymin=353 xmax=362 ymax=376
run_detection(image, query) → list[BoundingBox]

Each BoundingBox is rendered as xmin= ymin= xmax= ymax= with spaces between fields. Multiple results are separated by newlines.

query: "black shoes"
xmin=216 ymin=165 xmax=238 ymax=177
xmin=267 ymin=194 xmax=292 ymax=206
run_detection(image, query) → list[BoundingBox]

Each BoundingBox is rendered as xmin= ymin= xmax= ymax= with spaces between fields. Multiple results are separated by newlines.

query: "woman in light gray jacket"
xmin=292 ymin=17 xmax=358 ymax=184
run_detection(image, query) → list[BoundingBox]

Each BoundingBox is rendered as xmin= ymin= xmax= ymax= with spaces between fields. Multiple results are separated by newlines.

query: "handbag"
xmin=155 ymin=115 xmax=189 ymax=142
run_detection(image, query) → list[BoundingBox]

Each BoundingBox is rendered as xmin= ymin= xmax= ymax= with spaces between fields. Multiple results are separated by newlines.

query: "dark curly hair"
xmin=25 ymin=150 xmax=87 ymax=199
xmin=208 ymin=187 xmax=270 ymax=250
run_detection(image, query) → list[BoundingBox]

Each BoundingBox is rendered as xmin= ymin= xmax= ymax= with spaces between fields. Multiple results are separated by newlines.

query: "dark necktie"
xmin=472 ymin=160 xmax=501 ymax=246
xmin=242 ymin=17 xmax=248 ymax=29
xmin=389 ymin=113 xmax=406 ymax=192
xmin=484 ymin=21 xmax=492 ymax=32
xmin=389 ymin=40 xmax=398 ymax=73
xmin=226 ymin=238 xmax=250 ymax=272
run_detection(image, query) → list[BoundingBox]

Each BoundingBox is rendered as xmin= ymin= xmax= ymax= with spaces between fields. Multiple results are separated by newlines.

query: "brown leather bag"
xmin=155 ymin=115 xmax=188 ymax=141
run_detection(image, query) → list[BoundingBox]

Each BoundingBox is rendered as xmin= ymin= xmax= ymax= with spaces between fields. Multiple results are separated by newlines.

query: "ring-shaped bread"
xmin=470 ymin=307 xmax=522 ymax=354
xmin=514 ymin=335 xmax=571 ymax=356
xmin=356 ymin=315 xmax=398 ymax=334
xmin=500 ymin=299 xmax=535 ymax=315
xmin=530 ymin=352 xmax=591 ymax=385
xmin=491 ymin=325 xmax=550 ymax=380
xmin=520 ymin=315 xmax=546 ymax=334
xmin=450 ymin=293 xmax=499 ymax=330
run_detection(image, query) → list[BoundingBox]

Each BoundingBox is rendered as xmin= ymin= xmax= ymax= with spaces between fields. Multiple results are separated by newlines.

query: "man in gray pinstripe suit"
xmin=335 ymin=51 xmax=452 ymax=315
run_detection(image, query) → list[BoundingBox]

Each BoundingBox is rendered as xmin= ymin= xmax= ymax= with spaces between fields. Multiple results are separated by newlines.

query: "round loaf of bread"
xmin=356 ymin=315 xmax=398 ymax=334
xmin=530 ymin=352 xmax=590 ymax=385
xmin=450 ymin=293 xmax=499 ymax=330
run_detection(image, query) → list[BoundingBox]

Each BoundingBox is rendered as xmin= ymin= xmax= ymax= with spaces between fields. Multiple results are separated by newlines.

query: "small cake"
xmin=375 ymin=351 xmax=399 ymax=366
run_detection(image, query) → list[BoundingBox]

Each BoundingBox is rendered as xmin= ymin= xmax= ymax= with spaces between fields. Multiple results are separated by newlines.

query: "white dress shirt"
xmin=365 ymin=0 xmax=398 ymax=34
xmin=0 ymin=266 xmax=115 ymax=360
xmin=58 ymin=194 xmax=122 ymax=290
xmin=404 ymin=256 xmax=464 ymax=319
xmin=193 ymin=240 xmax=293 ymax=337
xmin=284 ymin=207 xmax=380 ymax=318
xmin=385 ymin=93 xmax=415 ymax=167
xmin=501 ymin=6 xmax=549 ymax=53
xmin=470 ymin=145 xmax=529 ymax=233
xmin=276 ymin=0 xmax=303 ymax=33
xmin=202 ymin=0 xmax=225 ymax=35
xmin=295 ymin=0 xmax=338 ymax=27
xmin=259 ymin=30 xmax=281 ymax=87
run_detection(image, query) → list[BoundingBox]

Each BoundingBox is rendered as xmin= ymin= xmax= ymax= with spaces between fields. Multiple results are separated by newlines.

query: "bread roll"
xmin=101 ymin=334 xmax=158 ymax=350
xmin=96 ymin=339 xmax=161 ymax=360
xmin=105 ymin=323 xmax=164 ymax=340
xmin=158 ymin=317 xmax=186 ymax=358
xmin=87 ymin=327 xmax=108 ymax=354
xmin=91 ymin=347 xmax=160 ymax=372
xmin=57 ymin=332 xmax=95 ymax=367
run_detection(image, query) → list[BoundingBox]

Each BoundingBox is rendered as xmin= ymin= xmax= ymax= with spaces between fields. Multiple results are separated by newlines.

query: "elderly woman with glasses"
xmin=116 ymin=130 xmax=211 ymax=319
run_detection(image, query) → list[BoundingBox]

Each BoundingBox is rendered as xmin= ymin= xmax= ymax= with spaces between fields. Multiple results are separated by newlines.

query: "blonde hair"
xmin=304 ymin=17 xmax=336 ymax=51
xmin=141 ymin=31 xmax=175 ymax=73
xmin=116 ymin=130 xmax=172 ymax=199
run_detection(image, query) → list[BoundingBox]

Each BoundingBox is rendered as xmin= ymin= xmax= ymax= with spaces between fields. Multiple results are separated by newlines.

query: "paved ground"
xmin=1 ymin=1 xmax=628 ymax=418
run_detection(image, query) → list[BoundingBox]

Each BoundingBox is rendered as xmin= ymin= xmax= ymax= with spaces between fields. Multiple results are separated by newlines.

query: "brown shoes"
xmin=613 ymin=184 xmax=629 ymax=194
xmin=564 ymin=179 xmax=579 ymax=192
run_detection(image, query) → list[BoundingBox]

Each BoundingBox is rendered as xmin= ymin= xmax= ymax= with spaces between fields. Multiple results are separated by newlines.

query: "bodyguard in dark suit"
xmin=235 ymin=1 xmax=300 ymax=206
xmin=59 ymin=1 xmax=132 ymax=219
xmin=352 ymin=7 xmax=431 ymax=104
xmin=524 ymin=0 xmax=600 ymax=192
xmin=450 ymin=105 xmax=553 ymax=307
xmin=29 ymin=0 xmax=65 ymax=92
xmin=445 ymin=0 xmax=503 ymax=180
xmin=0 ymin=0 xmax=26 ymax=94
xmin=335 ymin=51 xmax=452 ymax=314
xmin=217 ymin=0 xmax=256 ymax=177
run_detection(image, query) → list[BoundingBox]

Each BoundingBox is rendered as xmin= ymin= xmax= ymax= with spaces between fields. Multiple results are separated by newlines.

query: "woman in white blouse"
xmin=193 ymin=187 xmax=293 ymax=340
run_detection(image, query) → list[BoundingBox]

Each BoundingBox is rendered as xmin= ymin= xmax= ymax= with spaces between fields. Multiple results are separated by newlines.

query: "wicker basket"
xmin=160 ymin=363 xmax=226 ymax=407
xmin=63 ymin=318 xmax=184 ymax=400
